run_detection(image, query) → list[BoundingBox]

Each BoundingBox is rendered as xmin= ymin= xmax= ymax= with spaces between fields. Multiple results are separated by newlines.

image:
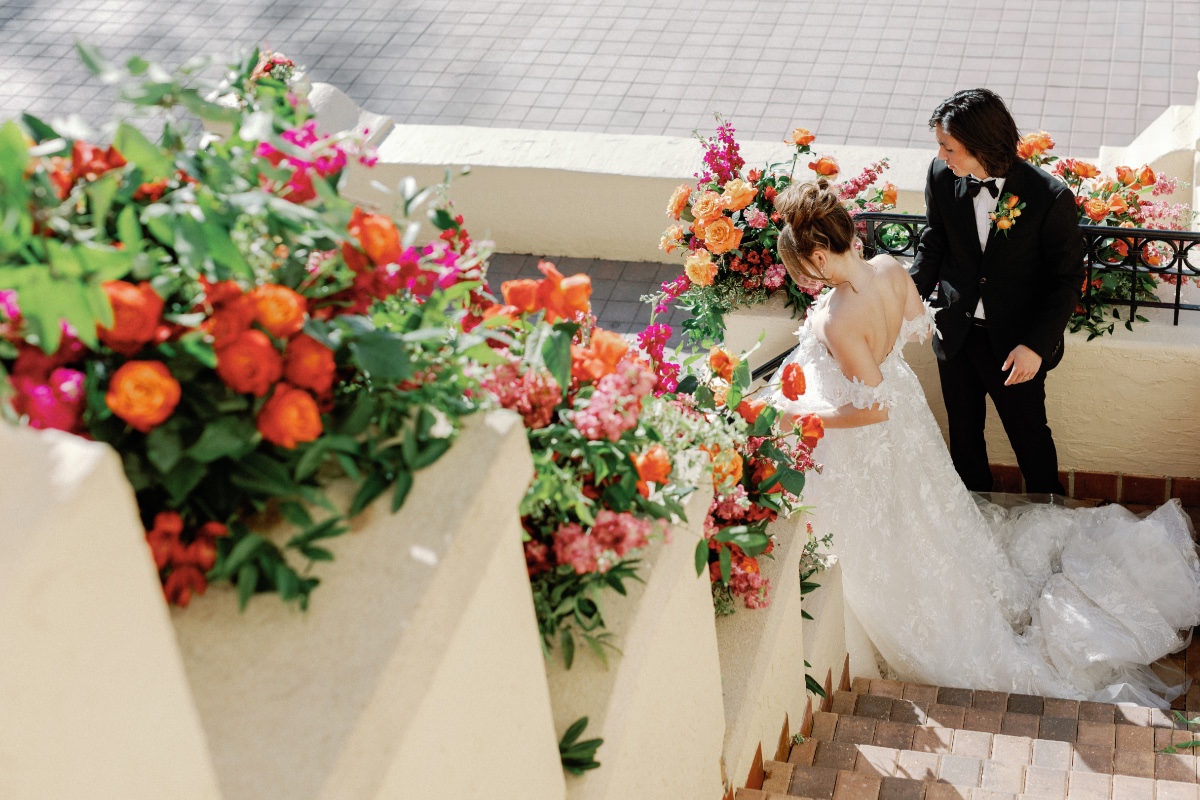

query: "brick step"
xmin=737 ymin=759 xmax=1200 ymax=800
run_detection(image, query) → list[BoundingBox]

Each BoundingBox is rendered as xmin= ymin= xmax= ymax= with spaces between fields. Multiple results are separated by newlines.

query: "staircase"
xmin=738 ymin=677 xmax=1200 ymax=800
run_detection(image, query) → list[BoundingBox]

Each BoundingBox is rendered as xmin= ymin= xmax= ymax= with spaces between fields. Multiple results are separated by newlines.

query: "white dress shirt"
xmin=971 ymin=175 xmax=1005 ymax=319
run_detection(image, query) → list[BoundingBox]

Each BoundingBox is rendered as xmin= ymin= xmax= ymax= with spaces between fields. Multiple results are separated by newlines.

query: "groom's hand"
xmin=1002 ymin=345 xmax=1042 ymax=386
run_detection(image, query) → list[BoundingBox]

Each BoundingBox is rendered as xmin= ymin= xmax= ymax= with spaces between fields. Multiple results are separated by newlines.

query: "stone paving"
xmin=2 ymin=0 xmax=1199 ymax=154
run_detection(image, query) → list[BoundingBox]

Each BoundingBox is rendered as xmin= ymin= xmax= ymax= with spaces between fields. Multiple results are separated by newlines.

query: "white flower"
xmin=429 ymin=407 xmax=454 ymax=439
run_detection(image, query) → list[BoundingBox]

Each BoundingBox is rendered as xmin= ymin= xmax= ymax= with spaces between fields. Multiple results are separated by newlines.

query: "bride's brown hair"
xmin=775 ymin=180 xmax=857 ymax=286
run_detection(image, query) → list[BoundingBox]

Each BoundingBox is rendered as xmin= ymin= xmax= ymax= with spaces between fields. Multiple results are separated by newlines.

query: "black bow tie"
xmin=966 ymin=177 xmax=998 ymax=198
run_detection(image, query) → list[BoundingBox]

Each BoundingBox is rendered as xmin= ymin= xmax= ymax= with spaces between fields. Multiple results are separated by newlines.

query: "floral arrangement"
xmin=0 ymin=45 xmax=495 ymax=609
xmin=651 ymin=119 xmax=896 ymax=347
xmin=1018 ymin=130 xmax=1195 ymax=338
xmin=637 ymin=324 xmax=825 ymax=613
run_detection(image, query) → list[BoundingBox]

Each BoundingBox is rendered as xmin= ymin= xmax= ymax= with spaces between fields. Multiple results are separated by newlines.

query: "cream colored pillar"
xmin=715 ymin=509 xmax=812 ymax=791
xmin=0 ymin=424 xmax=222 ymax=800
xmin=171 ymin=410 xmax=565 ymax=800
xmin=544 ymin=489 xmax=726 ymax=800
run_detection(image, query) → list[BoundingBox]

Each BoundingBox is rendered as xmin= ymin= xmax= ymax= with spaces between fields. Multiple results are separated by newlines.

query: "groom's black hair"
xmin=928 ymin=89 xmax=1021 ymax=178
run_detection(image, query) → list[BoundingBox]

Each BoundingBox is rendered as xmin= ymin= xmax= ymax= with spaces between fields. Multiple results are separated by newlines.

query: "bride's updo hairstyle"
xmin=775 ymin=179 xmax=856 ymax=286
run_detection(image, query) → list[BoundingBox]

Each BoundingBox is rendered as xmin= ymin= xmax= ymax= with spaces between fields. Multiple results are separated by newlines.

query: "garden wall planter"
xmin=543 ymin=488 xmax=725 ymax=800
xmin=171 ymin=410 xmax=565 ymax=800
xmin=0 ymin=423 xmax=222 ymax=800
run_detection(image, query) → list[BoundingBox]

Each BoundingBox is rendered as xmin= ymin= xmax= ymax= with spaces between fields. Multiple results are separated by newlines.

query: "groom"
xmin=911 ymin=89 xmax=1084 ymax=495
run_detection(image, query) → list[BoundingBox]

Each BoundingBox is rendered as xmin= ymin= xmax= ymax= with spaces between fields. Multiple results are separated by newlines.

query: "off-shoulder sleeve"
xmin=826 ymin=372 xmax=900 ymax=411
xmin=901 ymin=300 xmax=939 ymax=344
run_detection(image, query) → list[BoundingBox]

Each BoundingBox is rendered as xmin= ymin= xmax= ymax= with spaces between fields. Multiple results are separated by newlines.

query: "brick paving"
xmin=2 ymin=0 xmax=1200 ymax=154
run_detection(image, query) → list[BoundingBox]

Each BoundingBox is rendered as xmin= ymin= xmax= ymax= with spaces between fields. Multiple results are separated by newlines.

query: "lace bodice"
xmin=763 ymin=296 xmax=1200 ymax=704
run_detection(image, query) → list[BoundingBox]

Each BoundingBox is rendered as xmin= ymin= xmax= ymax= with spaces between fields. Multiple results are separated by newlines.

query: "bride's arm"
xmin=809 ymin=332 xmax=890 ymax=429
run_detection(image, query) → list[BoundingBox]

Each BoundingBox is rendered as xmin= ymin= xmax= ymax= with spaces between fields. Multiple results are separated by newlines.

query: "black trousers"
xmin=936 ymin=324 xmax=1066 ymax=495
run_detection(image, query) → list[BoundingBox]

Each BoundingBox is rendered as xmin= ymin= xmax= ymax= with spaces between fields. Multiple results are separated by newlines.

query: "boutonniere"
xmin=989 ymin=193 xmax=1025 ymax=236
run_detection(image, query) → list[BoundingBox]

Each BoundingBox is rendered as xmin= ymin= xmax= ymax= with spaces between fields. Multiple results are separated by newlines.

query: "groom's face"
xmin=935 ymin=125 xmax=986 ymax=179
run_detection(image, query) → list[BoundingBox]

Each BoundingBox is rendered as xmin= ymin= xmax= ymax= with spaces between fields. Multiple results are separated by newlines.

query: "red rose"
xmin=780 ymin=363 xmax=806 ymax=401
xmin=216 ymin=329 xmax=283 ymax=396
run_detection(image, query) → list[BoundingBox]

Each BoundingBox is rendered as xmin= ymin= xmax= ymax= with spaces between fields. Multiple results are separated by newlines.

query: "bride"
xmin=764 ymin=180 xmax=1200 ymax=706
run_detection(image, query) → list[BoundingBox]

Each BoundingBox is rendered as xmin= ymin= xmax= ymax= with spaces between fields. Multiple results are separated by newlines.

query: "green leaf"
xmin=19 ymin=113 xmax=61 ymax=145
xmin=218 ymin=532 xmax=268 ymax=579
xmin=236 ymin=562 xmax=259 ymax=610
xmin=116 ymin=205 xmax=144 ymax=250
xmin=350 ymin=471 xmax=390 ymax=516
xmin=186 ymin=416 xmax=259 ymax=462
xmin=675 ymin=374 xmax=699 ymax=395
xmin=204 ymin=223 xmax=253 ymax=278
xmin=75 ymin=42 xmax=120 ymax=83
xmin=542 ymin=326 xmax=573 ymax=398
xmin=390 ymin=470 xmax=414 ymax=512
xmin=718 ymin=546 xmax=732 ymax=584
xmin=85 ymin=172 xmax=120 ymax=232
xmin=350 ymin=331 xmax=414 ymax=382
xmin=410 ymin=438 xmax=451 ymax=470
xmin=749 ymin=405 xmax=778 ymax=436
xmin=776 ymin=467 xmax=806 ymax=496
xmin=162 ymin=457 xmax=206 ymax=505
xmin=114 ymin=123 xmax=174 ymax=180
xmin=725 ymin=385 xmax=743 ymax=411
xmin=146 ymin=425 xmax=183 ymax=473
xmin=806 ymin=673 xmax=828 ymax=698
xmin=560 ymin=627 xmax=575 ymax=669
xmin=732 ymin=358 xmax=751 ymax=391
xmin=0 ymin=122 xmax=30 ymax=192
xmin=461 ymin=341 xmax=510 ymax=366
xmin=694 ymin=384 xmax=715 ymax=409
xmin=714 ymin=526 xmax=771 ymax=557
xmin=428 ymin=208 xmax=458 ymax=230
xmin=337 ymin=393 xmax=377 ymax=437
xmin=695 ymin=537 xmax=709 ymax=576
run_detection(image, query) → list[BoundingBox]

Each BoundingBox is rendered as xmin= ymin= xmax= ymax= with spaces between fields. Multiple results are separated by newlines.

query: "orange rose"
xmin=1107 ymin=193 xmax=1129 ymax=215
xmin=1143 ymin=245 xmax=1163 ymax=267
xmin=881 ymin=183 xmax=898 ymax=206
xmin=98 ymin=281 xmax=164 ymax=356
xmin=284 ymin=334 xmax=336 ymax=394
xmin=501 ymin=278 xmax=540 ymax=314
xmin=659 ymin=224 xmax=685 ymax=254
xmin=690 ymin=191 xmax=727 ymax=224
xmin=721 ymin=178 xmax=758 ymax=212
xmin=251 ymin=285 xmax=307 ymax=339
xmin=258 ymin=384 xmax=323 ymax=449
xmin=667 ymin=184 xmax=691 ymax=220
xmin=535 ymin=260 xmax=592 ymax=321
xmin=1137 ymin=165 xmax=1156 ymax=187
xmin=809 ymin=157 xmax=839 ymax=177
xmin=1005 ymin=194 xmax=1020 ymax=209
xmin=216 ymin=329 xmax=283 ymax=396
xmin=786 ymin=127 xmax=815 ymax=147
xmin=751 ymin=459 xmax=783 ymax=493
xmin=348 ymin=207 xmax=402 ymax=267
xmin=1068 ymin=160 xmax=1101 ymax=179
xmin=684 ymin=250 xmax=717 ymax=287
xmin=780 ymin=363 xmax=806 ymax=401
xmin=736 ymin=397 xmax=768 ymax=424
xmin=1115 ymin=165 xmax=1136 ymax=185
xmin=800 ymin=413 xmax=825 ymax=447
xmin=205 ymin=294 xmax=256 ymax=348
xmin=571 ymin=328 xmax=629 ymax=383
xmin=708 ymin=346 xmax=737 ymax=382
xmin=703 ymin=217 xmax=744 ymax=255
xmin=105 ymin=360 xmax=182 ymax=433
xmin=632 ymin=443 xmax=672 ymax=485
xmin=1082 ymin=198 xmax=1109 ymax=222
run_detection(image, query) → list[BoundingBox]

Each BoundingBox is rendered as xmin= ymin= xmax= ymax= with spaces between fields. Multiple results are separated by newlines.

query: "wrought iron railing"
xmin=750 ymin=213 xmax=1200 ymax=382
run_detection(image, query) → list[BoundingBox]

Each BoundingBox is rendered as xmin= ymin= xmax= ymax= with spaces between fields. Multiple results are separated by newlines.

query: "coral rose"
xmin=632 ymin=443 xmax=672 ymax=488
xmin=996 ymin=217 xmax=1013 ymax=230
xmin=736 ymin=397 xmax=768 ymax=424
xmin=1116 ymin=165 xmax=1136 ymax=185
xmin=780 ymin=363 xmax=806 ymax=400
xmin=659 ymin=224 xmax=684 ymax=254
xmin=257 ymin=384 xmax=324 ymax=449
xmin=535 ymin=260 xmax=592 ymax=321
xmin=809 ymin=157 xmax=839 ymax=177
xmin=1067 ymin=160 xmax=1100 ymax=179
xmin=348 ymin=207 xmax=402 ymax=266
xmin=786 ymin=127 xmax=815 ymax=147
xmin=708 ymin=346 xmax=737 ymax=381
xmin=105 ymin=360 xmax=182 ymax=433
xmin=205 ymin=294 xmax=256 ymax=348
xmin=571 ymin=328 xmax=629 ymax=383
xmin=690 ymin=191 xmax=727 ymax=224
xmin=881 ymin=183 xmax=898 ymax=206
xmin=684 ymin=250 xmax=717 ymax=287
xmin=1137 ymin=165 xmax=1156 ymax=187
xmin=1107 ymin=193 xmax=1129 ymax=215
xmin=98 ymin=281 xmax=164 ymax=356
xmin=667 ymin=184 xmax=691 ymax=220
xmin=1082 ymin=198 xmax=1109 ymax=222
xmin=721 ymin=178 xmax=758 ymax=212
xmin=501 ymin=278 xmax=540 ymax=313
xmin=702 ymin=217 xmax=743 ymax=255
xmin=251 ymin=284 xmax=307 ymax=338
xmin=284 ymin=334 xmax=336 ymax=394
xmin=217 ymin=329 xmax=283 ymax=396
xmin=800 ymin=413 xmax=825 ymax=448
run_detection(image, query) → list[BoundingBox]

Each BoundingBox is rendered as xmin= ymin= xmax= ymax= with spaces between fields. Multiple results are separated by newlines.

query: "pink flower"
xmin=10 ymin=367 xmax=86 ymax=432
xmin=0 ymin=290 xmax=18 ymax=321
xmin=553 ymin=522 xmax=602 ymax=574
xmin=696 ymin=119 xmax=745 ymax=185
xmin=1152 ymin=174 xmax=1179 ymax=196
xmin=591 ymin=509 xmax=653 ymax=558
xmin=483 ymin=363 xmax=561 ymax=429
xmin=571 ymin=359 xmax=656 ymax=441
xmin=731 ymin=569 xmax=771 ymax=609
xmin=744 ymin=207 xmax=769 ymax=229
xmin=834 ymin=159 xmax=890 ymax=201
xmin=763 ymin=263 xmax=786 ymax=291
xmin=524 ymin=540 xmax=553 ymax=576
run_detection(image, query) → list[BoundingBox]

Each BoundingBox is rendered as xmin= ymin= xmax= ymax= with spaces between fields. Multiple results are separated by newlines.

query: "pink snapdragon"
xmin=696 ymin=119 xmax=745 ymax=186
xmin=1152 ymin=173 xmax=1179 ymax=196
xmin=571 ymin=360 xmax=656 ymax=441
xmin=257 ymin=121 xmax=378 ymax=203
xmin=744 ymin=207 xmax=769 ymax=229
xmin=763 ymin=263 xmax=786 ymax=291
xmin=836 ymin=159 xmax=890 ymax=200
xmin=591 ymin=509 xmax=652 ymax=558
xmin=553 ymin=522 xmax=601 ymax=574
xmin=483 ymin=363 xmax=561 ymax=429
xmin=654 ymin=274 xmax=692 ymax=314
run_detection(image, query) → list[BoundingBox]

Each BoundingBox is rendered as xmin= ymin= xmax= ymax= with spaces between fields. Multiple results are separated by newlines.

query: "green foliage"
xmin=558 ymin=717 xmax=604 ymax=775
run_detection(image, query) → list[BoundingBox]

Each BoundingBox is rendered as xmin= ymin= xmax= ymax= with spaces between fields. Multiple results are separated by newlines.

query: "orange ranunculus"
xmin=690 ymin=191 xmax=727 ymax=224
xmin=667 ymin=184 xmax=691 ymax=220
xmin=572 ymin=328 xmax=630 ymax=383
xmin=535 ymin=260 xmax=592 ymax=322
xmin=284 ymin=334 xmax=336 ymax=394
xmin=1082 ymin=198 xmax=1109 ymax=222
xmin=257 ymin=384 xmax=323 ymax=449
xmin=98 ymin=280 xmax=164 ymax=356
xmin=809 ymin=156 xmax=839 ymax=178
xmin=105 ymin=360 xmax=182 ymax=433
xmin=660 ymin=224 xmax=685 ymax=254
xmin=71 ymin=141 xmax=126 ymax=182
xmin=632 ymin=443 xmax=672 ymax=485
xmin=164 ymin=565 xmax=208 ymax=607
xmin=996 ymin=217 xmax=1013 ymax=231
xmin=501 ymin=278 xmax=540 ymax=314
xmin=721 ymin=178 xmax=758 ymax=211
xmin=1115 ymin=165 xmax=1136 ymax=185
xmin=786 ymin=127 xmax=816 ymax=147
xmin=348 ymin=207 xmax=402 ymax=266
xmin=684 ymin=250 xmax=717 ymax=287
xmin=736 ymin=397 xmax=768 ymax=424
xmin=216 ymin=329 xmax=283 ymax=396
xmin=881 ymin=183 xmax=898 ymax=206
xmin=1107 ymin=193 xmax=1129 ymax=215
xmin=780 ymin=363 xmax=806 ymax=401
xmin=708 ymin=346 xmax=737 ymax=382
xmin=250 ymin=284 xmax=307 ymax=339
xmin=1137 ymin=164 xmax=1156 ymax=187
xmin=751 ymin=459 xmax=783 ymax=493
xmin=703 ymin=217 xmax=744 ymax=255
xmin=205 ymin=294 xmax=256 ymax=348
xmin=800 ymin=413 xmax=825 ymax=447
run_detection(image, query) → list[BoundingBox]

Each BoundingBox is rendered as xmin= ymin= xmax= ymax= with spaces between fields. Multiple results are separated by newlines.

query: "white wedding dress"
xmin=766 ymin=293 xmax=1200 ymax=706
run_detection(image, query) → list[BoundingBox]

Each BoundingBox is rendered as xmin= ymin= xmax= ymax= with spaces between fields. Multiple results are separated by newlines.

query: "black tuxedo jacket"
xmin=910 ymin=159 xmax=1085 ymax=371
